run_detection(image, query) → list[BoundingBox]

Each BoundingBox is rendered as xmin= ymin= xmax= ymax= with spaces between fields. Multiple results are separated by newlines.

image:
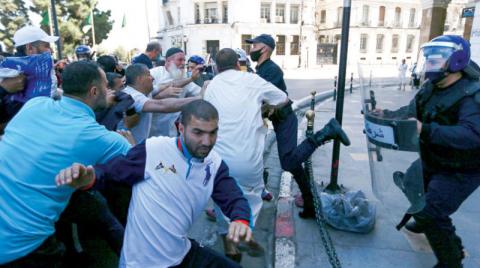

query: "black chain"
xmin=304 ymin=103 xmax=342 ymax=268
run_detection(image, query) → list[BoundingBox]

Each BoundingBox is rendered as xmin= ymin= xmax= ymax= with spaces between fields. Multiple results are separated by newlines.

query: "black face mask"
xmin=250 ymin=49 xmax=262 ymax=62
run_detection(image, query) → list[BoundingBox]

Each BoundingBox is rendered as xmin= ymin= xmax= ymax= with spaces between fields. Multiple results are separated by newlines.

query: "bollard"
xmin=333 ymin=76 xmax=337 ymax=101
xmin=350 ymin=73 xmax=353 ymax=94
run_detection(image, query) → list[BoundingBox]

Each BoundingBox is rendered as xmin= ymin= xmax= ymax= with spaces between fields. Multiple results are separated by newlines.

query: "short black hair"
xmin=215 ymin=48 xmax=238 ymax=73
xmin=62 ymin=61 xmax=102 ymax=96
xmin=97 ymin=55 xmax=117 ymax=73
xmin=146 ymin=41 xmax=161 ymax=52
xmin=106 ymin=72 xmax=122 ymax=89
xmin=180 ymin=100 xmax=219 ymax=126
xmin=125 ymin=63 xmax=149 ymax=86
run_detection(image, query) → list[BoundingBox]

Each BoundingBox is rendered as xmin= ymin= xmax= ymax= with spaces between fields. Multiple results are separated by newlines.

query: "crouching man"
xmin=56 ymin=100 xmax=251 ymax=268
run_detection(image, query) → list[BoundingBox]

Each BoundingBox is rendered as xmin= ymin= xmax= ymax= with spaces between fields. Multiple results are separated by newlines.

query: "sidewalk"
xmin=279 ymin=85 xmax=480 ymax=268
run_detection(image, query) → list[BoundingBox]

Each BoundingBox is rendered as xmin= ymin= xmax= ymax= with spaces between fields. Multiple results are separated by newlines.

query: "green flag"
xmin=121 ymin=13 xmax=126 ymax=28
xmin=82 ymin=12 xmax=92 ymax=33
xmin=40 ymin=10 xmax=49 ymax=26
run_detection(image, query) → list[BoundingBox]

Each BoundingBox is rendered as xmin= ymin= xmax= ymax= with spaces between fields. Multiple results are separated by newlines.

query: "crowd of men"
xmin=0 ymin=26 xmax=349 ymax=268
xmin=1 ymin=24 xmax=479 ymax=268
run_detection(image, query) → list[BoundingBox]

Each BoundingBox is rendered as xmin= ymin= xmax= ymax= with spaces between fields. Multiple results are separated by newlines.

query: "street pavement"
xmin=289 ymin=84 xmax=480 ymax=268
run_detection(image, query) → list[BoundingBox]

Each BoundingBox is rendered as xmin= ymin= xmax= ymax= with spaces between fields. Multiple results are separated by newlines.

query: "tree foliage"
xmin=29 ymin=0 xmax=113 ymax=56
xmin=0 ymin=0 xmax=31 ymax=52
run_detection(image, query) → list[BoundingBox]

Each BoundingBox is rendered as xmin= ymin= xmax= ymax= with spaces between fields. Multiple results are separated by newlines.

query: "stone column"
xmin=199 ymin=2 xmax=205 ymax=24
xmin=217 ymin=1 xmax=222 ymax=23
xmin=271 ymin=0 xmax=277 ymax=23
xmin=419 ymin=0 xmax=451 ymax=45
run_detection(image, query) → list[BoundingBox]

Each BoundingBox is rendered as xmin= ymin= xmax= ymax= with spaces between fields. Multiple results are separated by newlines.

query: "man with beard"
xmin=55 ymin=100 xmax=251 ymax=268
xmin=119 ymin=63 xmax=201 ymax=143
xmin=0 ymin=61 xmax=132 ymax=267
xmin=246 ymin=34 xmax=350 ymax=218
xmin=150 ymin=47 xmax=204 ymax=137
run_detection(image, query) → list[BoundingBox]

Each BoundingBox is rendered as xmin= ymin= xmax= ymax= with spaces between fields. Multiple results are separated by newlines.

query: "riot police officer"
xmin=386 ymin=35 xmax=480 ymax=268
xmin=75 ymin=44 xmax=94 ymax=61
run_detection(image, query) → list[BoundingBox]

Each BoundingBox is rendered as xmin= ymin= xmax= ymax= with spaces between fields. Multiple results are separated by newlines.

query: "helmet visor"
xmin=418 ymin=45 xmax=454 ymax=74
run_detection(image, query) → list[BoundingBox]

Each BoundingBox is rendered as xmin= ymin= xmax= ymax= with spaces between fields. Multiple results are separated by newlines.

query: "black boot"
xmin=425 ymin=227 xmax=464 ymax=268
xmin=298 ymin=195 xmax=316 ymax=219
xmin=405 ymin=220 xmax=425 ymax=234
xmin=310 ymin=118 xmax=351 ymax=146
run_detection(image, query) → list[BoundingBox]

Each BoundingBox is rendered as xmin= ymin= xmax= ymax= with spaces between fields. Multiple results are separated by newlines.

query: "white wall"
xmin=470 ymin=1 xmax=480 ymax=63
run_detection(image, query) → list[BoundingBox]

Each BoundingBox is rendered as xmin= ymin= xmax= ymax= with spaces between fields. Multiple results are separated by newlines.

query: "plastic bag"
xmin=321 ymin=190 xmax=376 ymax=233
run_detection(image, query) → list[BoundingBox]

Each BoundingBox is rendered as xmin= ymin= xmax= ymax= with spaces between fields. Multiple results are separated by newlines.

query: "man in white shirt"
xmin=398 ymin=59 xmax=408 ymax=91
xmin=204 ymin=48 xmax=289 ymax=261
xmin=120 ymin=63 xmax=200 ymax=143
xmin=150 ymin=48 xmax=204 ymax=137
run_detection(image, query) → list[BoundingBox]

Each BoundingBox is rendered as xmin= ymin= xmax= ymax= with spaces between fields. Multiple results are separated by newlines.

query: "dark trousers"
xmin=171 ymin=240 xmax=241 ymax=268
xmin=272 ymin=112 xmax=317 ymax=204
xmin=57 ymin=190 xmax=125 ymax=256
xmin=1 ymin=235 xmax=65 ymax=268
xmin=423 ymin=172 xmax=480 ymax=233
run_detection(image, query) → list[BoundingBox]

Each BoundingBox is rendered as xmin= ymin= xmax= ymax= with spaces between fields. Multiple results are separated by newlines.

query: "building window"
xmin=166 ymin=10 xmax=174 ymax=26
xmin=276 ymin=4 xmax=285 ymax=23
xmin=392 ymin=34 xmax=399 ymax=52
xmin=291 ymin=35 xmax=300 ymax=55
xmin=241 ymin=34 xmax=252 ymax=54
xmin=408 ymin=8 xmax=416 ymax=28
xmin=361 ymin=5 xmax=369 ymax=26
xmin=276 ymin=35 xmax=286 ymax=55
xmin=378 ymin=6 xmax=385 ymax=26
xmin=320 ymin=10 xmax=326 ymax=24
xmin=360 ymin=34 xmax=368 ymax=52
xmin=205 ymin=2 xmax=218 ymax=24
xmin=260 ymin=3 xmax=271 ymax=23
xmin=194 ymin=4 xmax=200 ymax=24
xmin=336 ymin=7 xmax=343 ymax=27
xmin=290 ymin=5 xmax=299 ymax=24
xmin=319 ymin=35 xmax=326 ymax=43
xmin=406 ymin=34 xmax=415 ymax=52
xmin=394 ymin=7 xmax=402 ymax=27
xmin=376 ymin=34 xmax=384 ymax=52
xmin=222 ymin=2 xmax=228 ymax=23
xmin=206 ymin=40 xmax=220 ymax=60
xmin=177 ymin=7 xmax=181 ymax=24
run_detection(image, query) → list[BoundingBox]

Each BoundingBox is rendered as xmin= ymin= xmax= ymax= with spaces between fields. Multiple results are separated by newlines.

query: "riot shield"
xmin=358 ymin=64 xmax=425 ymax=224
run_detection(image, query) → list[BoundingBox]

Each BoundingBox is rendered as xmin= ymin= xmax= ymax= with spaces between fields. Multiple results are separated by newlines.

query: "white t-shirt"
xmin=120 ymin=86 xmax=152 ymax=143
xmin=120 ymin=136 xmax=222 ymax=268
xmin=204 ymin=69 xmax=287 ymax=187
xmin=150 ymin=66 xmax=201 ymax=137
xmin=399 ymin=63 xmax=408 ymax=78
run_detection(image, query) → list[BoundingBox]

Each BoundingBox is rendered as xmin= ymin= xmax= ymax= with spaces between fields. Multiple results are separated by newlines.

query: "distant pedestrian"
xmin=398 ymin=59 xmax=408 ymax=91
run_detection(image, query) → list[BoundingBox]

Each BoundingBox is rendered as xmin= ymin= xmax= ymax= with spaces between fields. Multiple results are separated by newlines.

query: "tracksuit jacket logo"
xmin=155 ymin=162 xmax=177 ymax=174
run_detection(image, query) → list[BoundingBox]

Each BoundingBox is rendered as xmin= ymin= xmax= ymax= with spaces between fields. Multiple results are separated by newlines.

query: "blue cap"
xmin=188 ymin=55 xmax=205 ymax=65
xmin=246 ymin=34 xmax=275 ymax=50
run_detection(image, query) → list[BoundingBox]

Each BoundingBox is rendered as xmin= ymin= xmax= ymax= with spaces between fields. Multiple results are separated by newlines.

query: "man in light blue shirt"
xmin=0 ymin=61 xmax=131 ymax=266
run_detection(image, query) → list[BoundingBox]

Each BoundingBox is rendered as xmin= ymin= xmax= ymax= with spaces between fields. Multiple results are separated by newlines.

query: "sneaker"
xmin=205 ymin=208 xmax=216 ymax=222
xmin=294 ymin=194 xmax=304 ymax=208
xmin=261 ymin=189 xmax=273 ymax=201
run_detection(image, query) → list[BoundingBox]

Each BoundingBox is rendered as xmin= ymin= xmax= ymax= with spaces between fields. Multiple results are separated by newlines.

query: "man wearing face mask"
xmin=376 ymin=35 xmax=480 ymax=268
xmin=246 ymin=34 xmax=351 ymax=218
xmin=150 ymin=47 xmax=204 ymax=137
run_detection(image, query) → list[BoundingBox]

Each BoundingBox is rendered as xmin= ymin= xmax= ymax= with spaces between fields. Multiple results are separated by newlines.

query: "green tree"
xmin=30 ymin=0 xmax=113 ymax=56
xmin=0 ymin=0 xmax=30 ymax=52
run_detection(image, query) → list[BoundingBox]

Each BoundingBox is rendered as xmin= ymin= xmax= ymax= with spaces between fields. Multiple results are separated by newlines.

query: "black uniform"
xmin=414 ymin=77 xmax=480 ymax=267
xmin=256 ymin=59 xmax=317 ymax=215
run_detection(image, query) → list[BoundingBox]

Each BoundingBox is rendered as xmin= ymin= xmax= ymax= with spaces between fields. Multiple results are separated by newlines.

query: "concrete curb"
xmin=274 ymin=172 xmax=295 ymax=268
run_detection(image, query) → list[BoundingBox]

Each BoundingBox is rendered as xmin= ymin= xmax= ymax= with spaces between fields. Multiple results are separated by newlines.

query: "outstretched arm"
xmin=56 ymin=142 xmax=147 ymax=190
